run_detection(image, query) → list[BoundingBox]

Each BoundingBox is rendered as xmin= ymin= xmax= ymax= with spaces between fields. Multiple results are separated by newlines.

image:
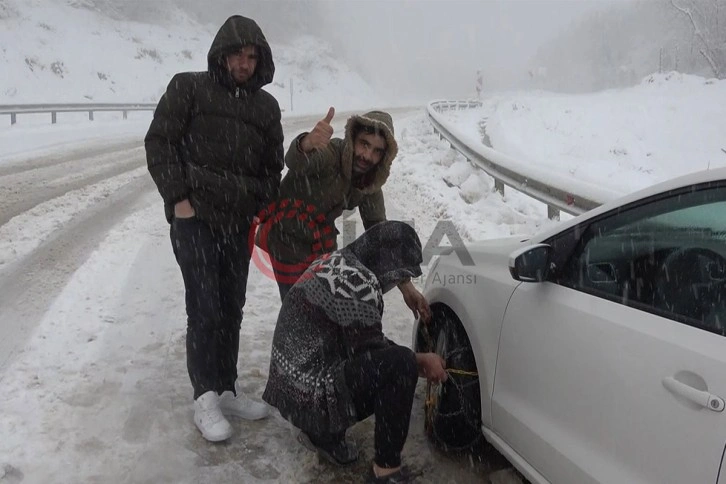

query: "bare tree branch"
xmin=700 ymin=48 xmax=722 ymax=77
xmin=671 ymin=0 xmax=723 ymax=77
xmin=671 ymin=0 xmax=706 ymax=45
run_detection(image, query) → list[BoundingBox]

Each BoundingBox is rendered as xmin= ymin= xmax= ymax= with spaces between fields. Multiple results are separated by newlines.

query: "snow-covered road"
xmin=0 ymin=110 xmax=549 ymax=483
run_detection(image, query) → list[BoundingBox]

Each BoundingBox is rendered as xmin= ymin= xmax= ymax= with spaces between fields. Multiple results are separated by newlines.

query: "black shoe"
xmin=365 ymin=465 xmax=420 ymax=483
xmin=297 ymin=431 xmax=359 ymax=466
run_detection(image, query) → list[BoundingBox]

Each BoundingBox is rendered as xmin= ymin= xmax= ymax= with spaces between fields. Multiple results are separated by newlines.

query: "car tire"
xmin=422 ymin=305 xmax=482 ymax=451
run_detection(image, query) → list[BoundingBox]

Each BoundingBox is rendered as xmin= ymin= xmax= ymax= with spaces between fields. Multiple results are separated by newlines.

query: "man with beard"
xmin=263 ymin=221 xmax=447 ymax=483
xmin=145 ymin=15 xmax=283 ymax=442
xmin=257 ymin=107 xmax=431 ymax=323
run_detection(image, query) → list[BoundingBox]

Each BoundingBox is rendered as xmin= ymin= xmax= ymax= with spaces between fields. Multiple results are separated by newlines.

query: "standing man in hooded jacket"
xmin=257 ymin=107 xmax=431 ymax=323
xmin=145 ymin=15 xmax=284 ymax=442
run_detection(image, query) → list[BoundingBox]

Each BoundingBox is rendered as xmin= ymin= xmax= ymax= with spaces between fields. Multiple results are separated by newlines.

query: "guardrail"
xmin=0 ymin=103 xmax=157 ymax=125
xmin=427 ymin=100 xmax=620 ymax=218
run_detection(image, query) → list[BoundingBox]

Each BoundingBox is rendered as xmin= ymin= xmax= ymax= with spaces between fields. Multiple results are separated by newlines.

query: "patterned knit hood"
xmin=342 ymin=221 xmax=423 ymax=293
xmin=262 ymin=220 xmax=424 ymax=435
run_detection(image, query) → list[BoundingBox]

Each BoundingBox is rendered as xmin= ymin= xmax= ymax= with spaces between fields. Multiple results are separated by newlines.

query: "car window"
xmin=554 ymin=184 xmax=726 ymax=336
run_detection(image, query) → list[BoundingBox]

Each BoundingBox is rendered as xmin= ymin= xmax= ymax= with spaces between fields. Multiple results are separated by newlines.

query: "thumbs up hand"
xmin=299 ymin=107 xmax=335 ymax=153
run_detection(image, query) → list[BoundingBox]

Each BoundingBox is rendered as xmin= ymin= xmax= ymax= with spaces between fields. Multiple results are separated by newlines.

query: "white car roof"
xmin=534 ymin=166 xmax=726 ymax=242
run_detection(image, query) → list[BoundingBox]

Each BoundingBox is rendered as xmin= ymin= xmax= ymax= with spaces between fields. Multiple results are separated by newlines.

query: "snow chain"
xmin=420 ymin=322 xmax=479 ymax=439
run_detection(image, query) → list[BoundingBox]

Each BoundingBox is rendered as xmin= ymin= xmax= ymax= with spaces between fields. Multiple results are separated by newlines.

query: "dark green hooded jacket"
xmin=145 ymin=15 xmax=284 ymax=233
xmin=260 ymin=110 xmax=398 ymax=264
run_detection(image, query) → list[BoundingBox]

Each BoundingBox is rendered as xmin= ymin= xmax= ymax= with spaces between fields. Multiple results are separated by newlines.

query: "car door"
xmin=491 ymin=182 xmax=726 ymax=484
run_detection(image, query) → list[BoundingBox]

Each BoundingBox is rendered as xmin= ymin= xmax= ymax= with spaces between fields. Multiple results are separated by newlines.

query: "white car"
xmin=413 ymin=167 xmax=726 ymax=484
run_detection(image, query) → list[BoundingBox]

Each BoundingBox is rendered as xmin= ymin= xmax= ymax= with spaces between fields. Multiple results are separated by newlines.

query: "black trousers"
xmin=274 ymin=264 xmax=306 ymax=301
xmin=170 ymin=217 xmax=251 ymax=400
xmin=276 ymin=279 xmax=296 ymax=301
xmin=344 ymin=345 xmax=419 ymax=468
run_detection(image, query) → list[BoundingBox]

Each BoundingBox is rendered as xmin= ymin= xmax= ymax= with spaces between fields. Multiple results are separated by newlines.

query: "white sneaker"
xmin=194 ymin=391 xmax=233 ymax=442
xmin=219 ymin=385 xmax=270 ymax=420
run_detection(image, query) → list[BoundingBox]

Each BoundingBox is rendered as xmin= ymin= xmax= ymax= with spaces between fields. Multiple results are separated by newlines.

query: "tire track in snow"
xmin=0 ymin=145 xmax=145 ymax=227
xmin=0 ymin=139 xmax=142 ymax=178
xmin=0 ymin=174 xmax=155 ymax=371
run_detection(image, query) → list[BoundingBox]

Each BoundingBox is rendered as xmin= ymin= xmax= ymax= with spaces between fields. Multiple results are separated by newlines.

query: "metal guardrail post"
xmin=494 ymin=179 xmax=504 ymax=195
xmin=547 ymin=206 xmax=560 ymax=220
xmin=89 ymin=111 xmax=94 ymax=121
xmin=51 ymin=112 xmax=56 ymax=124
xmin=10 ymin=113 xmax=16 ymax=125
xmin=123 ymin=110 xmax=128 ymax=120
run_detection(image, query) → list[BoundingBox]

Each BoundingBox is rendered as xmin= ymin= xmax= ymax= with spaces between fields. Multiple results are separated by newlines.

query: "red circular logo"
xmin=248 ymin=199 xmax=336 ymax=284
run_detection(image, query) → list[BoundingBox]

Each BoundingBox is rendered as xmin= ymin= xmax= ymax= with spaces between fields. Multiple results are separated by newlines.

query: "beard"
xmin=232 ymin=69 xmax=252 ymax=83
xmin=353 ymin=156 xmax=372 ymax=174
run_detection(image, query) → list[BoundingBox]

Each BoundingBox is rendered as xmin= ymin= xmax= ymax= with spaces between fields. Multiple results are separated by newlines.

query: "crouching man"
xmin=262 ymin=221 xmax=447 ymax=483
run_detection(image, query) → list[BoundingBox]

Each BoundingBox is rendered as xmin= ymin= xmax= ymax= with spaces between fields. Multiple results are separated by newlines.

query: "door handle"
xmin=663 ymin=377 xmax=725 ymax=412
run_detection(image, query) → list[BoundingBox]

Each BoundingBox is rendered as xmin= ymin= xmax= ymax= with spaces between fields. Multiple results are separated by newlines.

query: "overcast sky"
xmin=182 ymin=0 xmax=626 ymax=102
xmin=316 ymin=0 xmax=621 ymax=100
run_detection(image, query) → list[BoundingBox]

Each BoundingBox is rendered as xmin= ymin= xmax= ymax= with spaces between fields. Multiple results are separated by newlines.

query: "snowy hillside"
xmin=445 ymin=72 xmax=726 ymax=195
xmin=0 ymin=0 xmax=384 ymax=113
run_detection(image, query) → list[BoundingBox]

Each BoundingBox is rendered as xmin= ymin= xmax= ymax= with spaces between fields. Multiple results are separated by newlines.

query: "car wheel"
xmin=422 ymin=306 xmax=482 ymax=451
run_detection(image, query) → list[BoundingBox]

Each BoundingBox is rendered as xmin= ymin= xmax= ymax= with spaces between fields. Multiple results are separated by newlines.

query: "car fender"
xmin=415 ymin=240 xmax=523 ymax=428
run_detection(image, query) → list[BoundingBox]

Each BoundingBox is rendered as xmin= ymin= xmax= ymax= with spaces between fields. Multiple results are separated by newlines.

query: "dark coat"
xmin=262 ymin=221 xmax=423 ymax=435
xmin=259 ymin=111 xmax=398 ymax=264
xmin=145 ymin=15 xmax=284 ymax=233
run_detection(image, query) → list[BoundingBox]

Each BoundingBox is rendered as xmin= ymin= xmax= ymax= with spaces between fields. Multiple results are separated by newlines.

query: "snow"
xmin=1 ymin=2 xmax=726 ymax=483
xmin=0 ymin=164 xmax=147 ymax=269
xmin=0 ymin=116 xmax=150 ymax=162
xmin=443 ymin=72 xmax=726 ymax=199
xmin=0 ymin=1 xmax=384 ymax=113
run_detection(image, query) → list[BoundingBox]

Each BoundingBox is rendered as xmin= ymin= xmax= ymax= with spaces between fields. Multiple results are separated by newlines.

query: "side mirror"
xmin=509 ymin=244 xmax=552 ymax=282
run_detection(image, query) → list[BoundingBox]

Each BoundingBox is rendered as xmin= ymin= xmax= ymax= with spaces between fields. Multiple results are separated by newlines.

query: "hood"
xmin=343 ymin=221 xmax=423 ymax=293
xmin=207 ymin=15 xmax=275 ymax=92
xmin=341 ymin=110 xmax=399 ymax=192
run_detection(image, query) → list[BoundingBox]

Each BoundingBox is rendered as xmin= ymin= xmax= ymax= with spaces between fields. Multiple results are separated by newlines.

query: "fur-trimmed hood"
xmin=340 ymin=110 xmax=398 ymax=193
